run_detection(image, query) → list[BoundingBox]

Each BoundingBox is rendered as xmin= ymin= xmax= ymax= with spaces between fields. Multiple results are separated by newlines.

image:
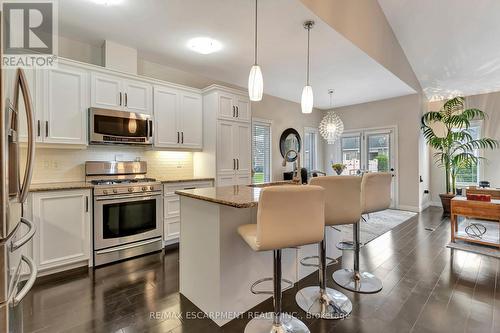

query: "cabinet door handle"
xmin=124 ymin=93 xmax=128 ymax=107
xmin=181 ymin=132 xmax=184 ymax=144
xmin=45 ymin=121 xmax=48 ymax=137
xmin=85 ymin=196 xmax=89 ymax=212
xmin=232 ymin=105 xmax=235 ymax=117
xmin=37 ymin=120 xmax=40 ymax=137
xmin=119 ymin=92 xmax=122 ymax=106
xmin=233 ymin=159 xmax=236 ymax=170
xmin=236 ymin=106 xmax=239 ymax=118
xmin=177 ymin=132 xmax=180 ymax=144
xmin=237 ymin=158 xmax=239 ymax=170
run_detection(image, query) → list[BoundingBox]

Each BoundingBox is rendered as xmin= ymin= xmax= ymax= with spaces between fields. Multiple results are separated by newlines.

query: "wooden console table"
xmin=450 ymin=197 xmax=500 ymax=248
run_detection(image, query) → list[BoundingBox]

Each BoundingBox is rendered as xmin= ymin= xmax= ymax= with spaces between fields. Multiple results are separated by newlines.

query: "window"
xmin=455 ymin=123 xmax=481 ymax=185
xmin=304 ymin=127 xmax=319 ymax=172
xmin=252 ymin=119 xmax=272 ymax=183
xmin=341 ymin=135 xmax=361 ymax=175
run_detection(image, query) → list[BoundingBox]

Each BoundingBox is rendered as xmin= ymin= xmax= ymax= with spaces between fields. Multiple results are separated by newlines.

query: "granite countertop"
xmin=175 ymin=181 xmax=299 ymax=208
xmin=29 ymin=177 xmax=215 ymax=192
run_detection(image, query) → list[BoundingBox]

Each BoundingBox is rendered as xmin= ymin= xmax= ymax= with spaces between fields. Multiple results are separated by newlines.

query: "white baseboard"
xmin=164 ymin=238 xmax=179 ymax=247
xmin=397 ymin=205 xmax=420 ymax=212
xmin=429 ymin=201 xmax=442 ymax=207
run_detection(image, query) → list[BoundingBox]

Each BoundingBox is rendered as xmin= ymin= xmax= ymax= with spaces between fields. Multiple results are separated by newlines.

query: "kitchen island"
xmin=175 ymin=185 xmax=342 ymax=326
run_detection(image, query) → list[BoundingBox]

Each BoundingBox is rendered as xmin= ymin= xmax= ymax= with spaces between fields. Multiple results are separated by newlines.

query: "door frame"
xmin=337 ymin=125 xmax=399 ymax=209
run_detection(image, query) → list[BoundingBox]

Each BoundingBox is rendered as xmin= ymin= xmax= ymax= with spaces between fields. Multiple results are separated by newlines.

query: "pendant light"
xmin=248 ymin=0 xmax=263 ymax=101
xmin=319 ymin=89 xmax=344 ymax=144
xmin=301 ymin=20 xmax=315 ymax=114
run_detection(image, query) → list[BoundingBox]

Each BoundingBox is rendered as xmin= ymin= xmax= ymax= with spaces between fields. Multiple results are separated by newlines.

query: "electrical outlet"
xmin=43 ymin=160 xmax=50 ymax=169
xmin=51 ymin=161 xmax=59 ymax=169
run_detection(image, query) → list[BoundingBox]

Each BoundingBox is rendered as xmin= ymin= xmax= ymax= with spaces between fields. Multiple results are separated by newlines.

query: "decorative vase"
xmin=334 ymin=169 xmax=343 ymax=175
xmin=439 ymin=193 xmax=455 ymax=217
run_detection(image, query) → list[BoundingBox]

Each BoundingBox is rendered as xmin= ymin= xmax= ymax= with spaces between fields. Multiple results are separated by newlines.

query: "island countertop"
xmin=175 ymin=181 xmax=299 ymax=208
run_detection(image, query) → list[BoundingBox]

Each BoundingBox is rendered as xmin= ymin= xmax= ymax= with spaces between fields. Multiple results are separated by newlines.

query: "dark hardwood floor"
xmin=22 ymin=207 xmax=499 ymax=333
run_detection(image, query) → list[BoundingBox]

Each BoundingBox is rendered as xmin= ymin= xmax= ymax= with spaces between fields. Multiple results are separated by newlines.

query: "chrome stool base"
xmin=244 ymin=313 xmax=309 ymax=333
xmin=336 ymin=241 xmax=354 ymax=251
xmin=332 ymin=268 xmax=382 ymax=294
xmin=295 ymin=286 xmax=352 ymax=319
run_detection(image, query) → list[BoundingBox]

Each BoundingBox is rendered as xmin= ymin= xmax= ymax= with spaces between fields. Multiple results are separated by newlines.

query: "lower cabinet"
xmin=31 ymin=189 xmax=91 ymax=272
xmin=163 ymin=181 xmax=213 ymax=243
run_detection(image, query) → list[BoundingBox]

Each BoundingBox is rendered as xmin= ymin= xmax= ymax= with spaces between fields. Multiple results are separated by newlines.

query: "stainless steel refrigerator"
xmin=0 ymin=58 xmax=38 ymax=332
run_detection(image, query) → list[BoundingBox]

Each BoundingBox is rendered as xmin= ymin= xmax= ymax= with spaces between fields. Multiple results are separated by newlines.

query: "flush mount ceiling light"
xmin=187 ymin=37 xmax=222 ymax=55
xmin=301 ymin=20 xmax=315 ymax=114
xmin=248 ymin=0 xmax=263 ymax=102
xmin=319 ymin=89 xmax=344 ymax=144
xmin=91 ymin=0 xmax=123 ymax=6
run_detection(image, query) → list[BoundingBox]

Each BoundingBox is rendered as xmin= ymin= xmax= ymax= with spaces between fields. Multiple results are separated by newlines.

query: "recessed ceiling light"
xmin=91 ymin=0 xmax=123 ymax=6
xmin=187 ymin=37 xmax=222 ymax=55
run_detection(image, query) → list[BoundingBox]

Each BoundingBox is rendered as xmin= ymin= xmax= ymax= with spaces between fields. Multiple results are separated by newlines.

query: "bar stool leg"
xmin=332 ymin=222 xmax=383 ymax=294
xmin=245 ymin=250 xmax=310 ymax=333
xmin=295 ymin=239 xmax=352 ymax=319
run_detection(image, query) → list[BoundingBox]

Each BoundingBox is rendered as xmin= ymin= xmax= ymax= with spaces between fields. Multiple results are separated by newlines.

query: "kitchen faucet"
xmin=282 ymin=149 xmax=301 ymax=183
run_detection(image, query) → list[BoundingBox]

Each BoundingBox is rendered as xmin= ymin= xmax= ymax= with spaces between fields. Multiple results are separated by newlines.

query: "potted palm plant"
xmin=421 ymin=97 xmax=498 ymax=216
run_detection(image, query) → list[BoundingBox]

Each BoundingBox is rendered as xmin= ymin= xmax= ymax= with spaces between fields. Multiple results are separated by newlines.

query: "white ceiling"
xmin=59 ymin=0 xmax=416 ymax=108
xmin=378 ymin=0 xmax=500 ymax=101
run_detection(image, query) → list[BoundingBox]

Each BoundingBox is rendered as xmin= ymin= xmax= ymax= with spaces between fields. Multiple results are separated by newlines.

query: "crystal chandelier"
xmin=319 ymin=90 xmax=344 ymax=144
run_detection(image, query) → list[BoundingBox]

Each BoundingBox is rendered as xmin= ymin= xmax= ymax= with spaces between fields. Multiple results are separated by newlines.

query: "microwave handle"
xmin=13 ymin=68 xmax=36 ymax=204
xmin=148 ymin=119 xmax=153 ymax=138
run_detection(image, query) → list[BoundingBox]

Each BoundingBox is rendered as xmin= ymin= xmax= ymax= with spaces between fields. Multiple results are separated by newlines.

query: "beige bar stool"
xmin=238 ymin=185 xmax=325 ymax=333
xmin=332 ymin=172 xmax=389 ymax=294
xmin=295 ymin=176 xmax=358 ymax=319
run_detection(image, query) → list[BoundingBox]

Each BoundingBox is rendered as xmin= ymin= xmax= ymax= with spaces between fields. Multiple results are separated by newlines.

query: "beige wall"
xmin=251 ymin=96 xmax=324 ymax=181
xmin=300 ymin=0 xmax=421 ymax=92
xmin=323 ymin=94 xmax=425 ymax=211
xmin=428 ymin=92 xmax=500 ymax=204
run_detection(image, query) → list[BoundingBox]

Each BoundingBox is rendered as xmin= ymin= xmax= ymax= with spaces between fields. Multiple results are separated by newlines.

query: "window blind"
xmin=252 ymin=122 xmax=271 ymax=183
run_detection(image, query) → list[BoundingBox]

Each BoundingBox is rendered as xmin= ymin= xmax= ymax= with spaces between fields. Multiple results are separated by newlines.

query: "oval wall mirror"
xmin=280 ymin=128 xmax=301 ymax=162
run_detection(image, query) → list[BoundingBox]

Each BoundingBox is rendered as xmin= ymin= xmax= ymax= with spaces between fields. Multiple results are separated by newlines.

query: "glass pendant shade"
xmin=319 ymin=110 xmax=344 ymax=144
xmin=248 ymin=65 xmax=263 ymax=101
xmin=301 ymin=85 xmax=313 ymax=114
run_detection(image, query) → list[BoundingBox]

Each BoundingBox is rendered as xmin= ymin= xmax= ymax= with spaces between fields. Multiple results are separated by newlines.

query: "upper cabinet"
xmin=154 ymin=85 xmax=202 ymax=149
xmin=39 ymin=63 xmax=89 ymax=145
xmin=91 ymin=72 xmax=152 ymax=114
xmin=217 ymin=91 xmax=251 ymax=122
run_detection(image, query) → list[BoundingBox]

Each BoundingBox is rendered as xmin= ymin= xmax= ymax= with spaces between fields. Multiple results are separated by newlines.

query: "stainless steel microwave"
xmin=89 ymin=108 xmax=153 ymax=145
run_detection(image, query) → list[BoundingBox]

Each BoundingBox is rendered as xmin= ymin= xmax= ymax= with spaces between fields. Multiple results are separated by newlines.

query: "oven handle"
xmin=12 ymin=255 xmax=38 ymax=306
xmin=94 ymin=193 xmax=161 ymax=202
xmin=95 ymin=237 xmax=161 ymax=254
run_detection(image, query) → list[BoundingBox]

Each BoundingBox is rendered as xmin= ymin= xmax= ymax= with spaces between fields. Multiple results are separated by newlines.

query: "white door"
xmin=154 ymin=86 xmax=180 ymax=148
xmin=235 ymin=96 xmax=250 ymax=122
xmin=91 ymin=73 xmax=123 ymax=110
xmin=218 ymin=93 xmax=235 ymax=120
xmin=123 ymin=79 xmax=152 ymax=114
xmin=179 ymin=92 xmax=202 ymax=149
xmin=32 ymin=190 xmax=91 ymax=271
xmin=340 ymin=128 xmax=397 ymax=207
xmin=235 ymin=123 xmax=251 ymax=175
xmin=42 ymin=64 xmax=88 ymax=144
xmin=217 ymin=120 xmax=236 ymax=175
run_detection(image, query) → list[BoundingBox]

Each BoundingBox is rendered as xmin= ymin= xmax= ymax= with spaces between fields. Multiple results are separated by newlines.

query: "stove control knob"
xmin=142 ymin=186 xmax=147 ymax=191
xmin=103 ymin=190 xmax=108 ymax=195
xmin=149 ymin=186 xmax=154 ymax=191
xmin=128 ymin=188 xmax=133 ymax=193
xmin=113 ymin=189 xmax=118 ymax=194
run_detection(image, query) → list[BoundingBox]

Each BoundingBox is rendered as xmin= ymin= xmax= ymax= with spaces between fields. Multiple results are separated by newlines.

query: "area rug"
xmin=333 ymin=209 xmax=417 ymax=245
xmin=446 ymin=218 xmax=500 ymax=258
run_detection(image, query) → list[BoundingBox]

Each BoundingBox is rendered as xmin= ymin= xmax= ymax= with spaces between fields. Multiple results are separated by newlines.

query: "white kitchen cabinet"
xmin=91 ymin=72 xmax=152 ymax=114
xmin=216 ymin=120 xmax=251 ymax=185
xmin=31 ymin=189 xmax=91 ymax=272
xmin=216 ymin=91 xmax=251 ymax=122
xmin=163 ymin=180 xmax=213 ymax=243
xmin=154 ymin=85 xmax=202 ymax=149
xmin=40 ymin=63 xmax=88 ymax=145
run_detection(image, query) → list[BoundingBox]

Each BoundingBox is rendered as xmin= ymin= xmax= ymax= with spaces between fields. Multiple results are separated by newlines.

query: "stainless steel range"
xmin=86 ymin=161 xmax=163 ymax=266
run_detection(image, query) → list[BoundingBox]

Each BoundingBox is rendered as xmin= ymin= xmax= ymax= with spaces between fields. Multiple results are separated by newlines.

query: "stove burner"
xmin=90 ymin=177 xmax=157 ymax=185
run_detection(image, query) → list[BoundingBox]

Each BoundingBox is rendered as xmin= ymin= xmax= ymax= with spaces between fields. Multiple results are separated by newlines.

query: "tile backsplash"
xmin=21 ymin=146 xmax=193 ymax=183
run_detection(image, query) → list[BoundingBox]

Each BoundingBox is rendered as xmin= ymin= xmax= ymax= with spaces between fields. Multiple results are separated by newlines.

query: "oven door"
xmin=94 ymin=193 xmax=162 ymax=250
xmin=89 ymin=108 xmax=153 ymax=145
